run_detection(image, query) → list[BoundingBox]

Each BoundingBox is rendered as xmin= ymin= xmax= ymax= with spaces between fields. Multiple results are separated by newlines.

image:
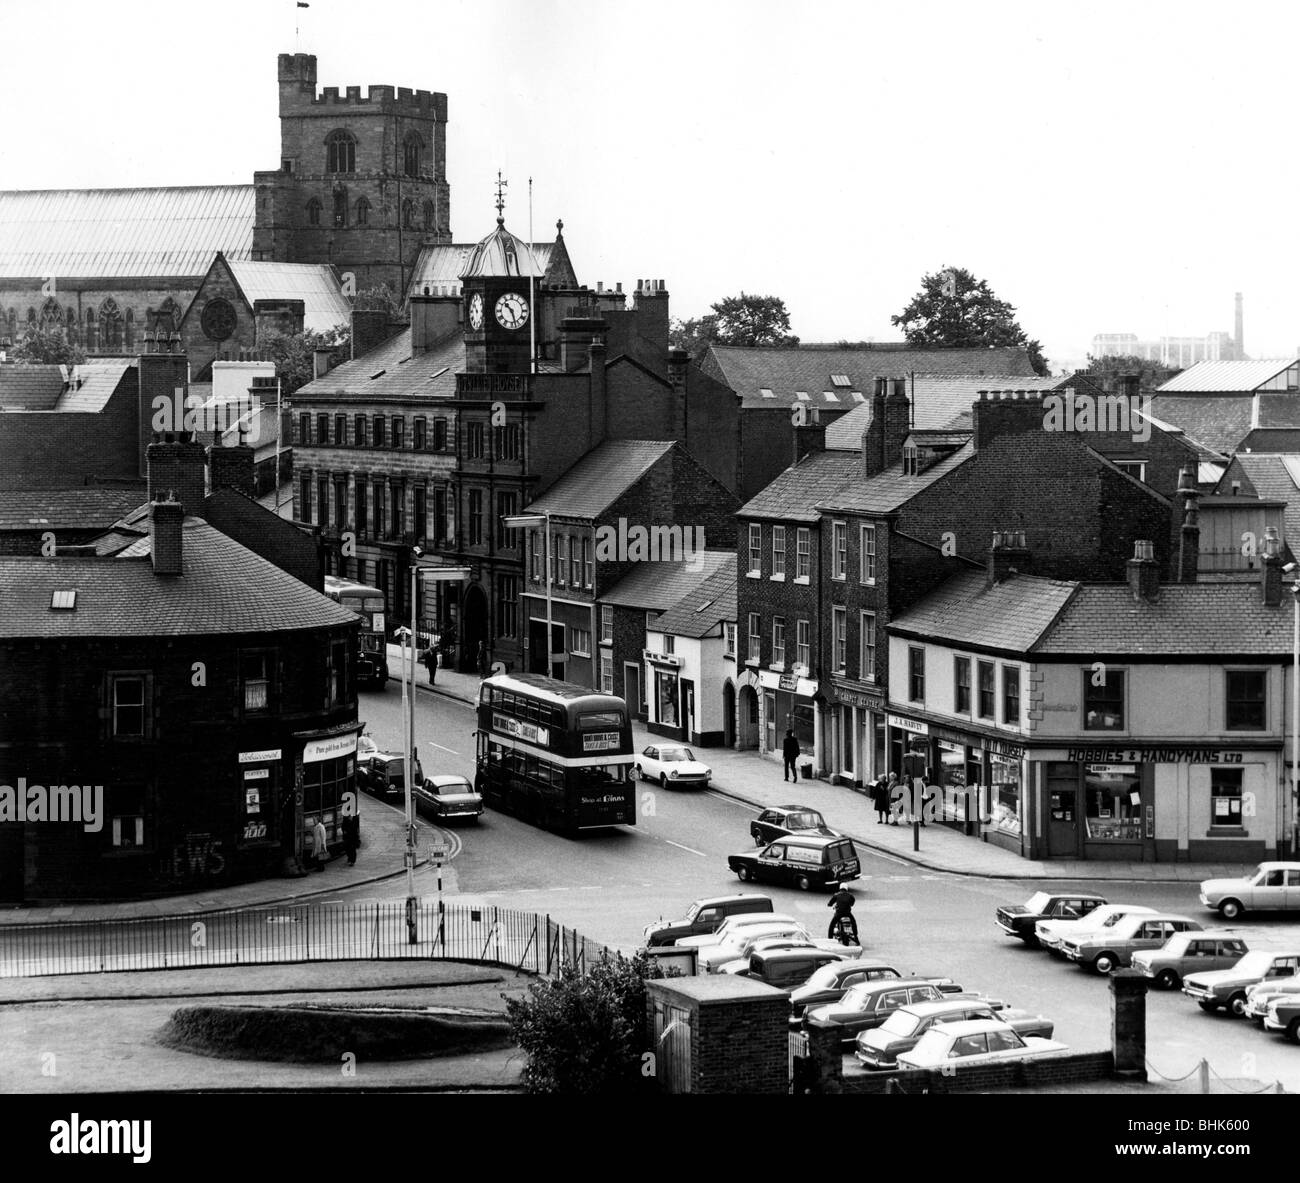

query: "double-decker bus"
xmin=475 ymin=672 xmax=635 ymax=832
xmin=323 ymin=576 xmax=390 ymax=689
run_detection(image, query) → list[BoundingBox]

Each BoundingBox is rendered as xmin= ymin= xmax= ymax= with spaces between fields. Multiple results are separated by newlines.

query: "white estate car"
xmin=896 ymin=1018 xmax=1069 ymax=1070
xmin=674 ymin=912 xmax=800 ymax=950
xmin=1035 ymin=904 xmax=1157 ymax=955
xmin=1199 ymin=862 xmax=1300 ymax=919
xmin=635 ymin=743 xmax=712 ymax=788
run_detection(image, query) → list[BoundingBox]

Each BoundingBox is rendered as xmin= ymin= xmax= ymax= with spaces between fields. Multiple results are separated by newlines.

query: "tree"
xmin=669 ymin=292 xmax=798 ymax=359
xmin=504 ymin=950 xmax=662 ymax=1094
xmin=8 ymin=326 xmax=86 ymax=366
xmin=353 ymin=282 xmax=407 ymax=321
xmin=892 ymin=266 xmax=1049 ymax=376
xmin=268 ymin=324 xmax=350 ymax=398
xmin=1082 ymin=353 xmax=1181 ymax=390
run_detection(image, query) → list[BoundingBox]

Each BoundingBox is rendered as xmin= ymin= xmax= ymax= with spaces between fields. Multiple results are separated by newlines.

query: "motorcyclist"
xmin=826 ymin=882 xmax=859 ymax=943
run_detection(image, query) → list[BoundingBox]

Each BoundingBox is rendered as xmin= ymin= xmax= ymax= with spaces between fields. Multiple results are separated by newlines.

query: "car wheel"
xmin=736 ymin=865 xmax=752 ymax=882
xmin=1093 ymin=952 xmax=1119 ymax=975
xmin=1287 ymin=1018 xmax=1300 ymax=1043
xmin=1156 ymin=969 xmax=1180 ymax=990
xmin=634 ymin=764 xmax=644 ymax=782
xmin=1229 ymin=992 xmax=1248 ymax=1018
xmin=660 ymin=774 xmax=669 ymax=791
xmin=754 ymin=833 xmax=765 ymax=847
xmin=796 ymin=874 xmax=813 ymax=891
xmin=1218 ymin=898 xmax=1243 ymax=920
xmin=1197 ymin=1000 xmax=1218 ymax=1013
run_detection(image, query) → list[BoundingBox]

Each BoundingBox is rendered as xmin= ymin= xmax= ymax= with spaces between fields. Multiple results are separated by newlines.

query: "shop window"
xmin=772 ymin=617 xmax=786 ymax=667
xmin=1084 ymin=669 xmax=1125 ymax=730
xmin=989 ymin=756 xmax=1022 ymax=836
xmin=833 ymin=607 xmax=846 ymax=674
xmin=747 ymin=524 xmax=761 ymax=576
xmin=1002 ymin=666 xmax=1020 ymax=725
xmin=796 ymin=528 xmax=811 ymax=580
xmin=860 ymin=612 xmax=876 ymax=682
xmin=908 ymin=647 xmax=925 ymax=703
xmin=1084 ymin=764 xmax=1141 ymax=840
xmin=977 ymin=660 xmax=995 ymax=719
xmin=1211 ymin=767 xmax=1244 ymax=828
xmin=657 ymin=669 xmax=679 ymax=726
xmin=1225 ymin=670 xmax=1266 ymax=730
xmin=772 ymin=525 xmax=786 ymax=577
xmin=954 ymin=656 xmax=971 ymax=714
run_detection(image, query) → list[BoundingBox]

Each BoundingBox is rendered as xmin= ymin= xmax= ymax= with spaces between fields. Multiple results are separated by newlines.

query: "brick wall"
xmin=839 ymin=1051 xmax=1115 ymax=1094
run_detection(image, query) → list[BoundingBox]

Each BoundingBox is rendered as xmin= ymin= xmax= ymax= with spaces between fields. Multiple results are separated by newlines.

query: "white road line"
xmin=665 ymin=840 xmax=706 ymax=857
xmin=424 ymin=741 xmax=460 ymax=756
xmin=872 ymin=851 xmax=909 ymax=866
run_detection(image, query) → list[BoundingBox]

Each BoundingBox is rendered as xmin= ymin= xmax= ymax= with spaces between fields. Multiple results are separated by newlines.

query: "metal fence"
xmin=0 ymin=901 xmax=613 ymax=980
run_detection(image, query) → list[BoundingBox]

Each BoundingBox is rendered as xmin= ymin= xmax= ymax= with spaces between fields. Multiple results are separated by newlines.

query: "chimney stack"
xmin=1127 ymin=539 xmax=1160 ymax=601
xmin=883 ymin=377 xmax=911 ymax=469
xmin=793 ymin=407 xmax=825 ymax=466
xmin=150 ymin=497 xmax=184 ymax=576
xmin=1177 ymin=466 xmax=1200 ymax=584
xmin=589 ymin=336 xmax=607 ymax=441
xmin=667 ymin=347 xmax=689 ymax=389
xmin=862 ymin=377 xmax=889 ymax=478
xmin=987 ymin=530 xmax=1031 ymax=587
xmin=146 ymin=432 xmax=207 ymax=514
xmin=313 ymin=348 xmax=334 ymax=379
xmin=1261 ymin=525 xmax=1283 ymax=606
xmin=409 ymin=289 xmax=461 ymax=355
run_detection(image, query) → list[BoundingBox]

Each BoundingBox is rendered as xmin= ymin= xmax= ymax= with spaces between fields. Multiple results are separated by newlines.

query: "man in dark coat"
xmin=871 ymin=774 xmax=890 ymax=823
xmin=342 ymin=813 xmax=360 ymax=865
xmin=422 ymin=643 xmax=437 ymax=685
xmin=782 ymin=729 xmax=800 ymax=782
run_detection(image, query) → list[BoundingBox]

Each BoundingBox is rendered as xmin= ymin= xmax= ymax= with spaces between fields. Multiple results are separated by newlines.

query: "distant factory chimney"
xmin=1235 ymin=291 xmax=1244 ymax=359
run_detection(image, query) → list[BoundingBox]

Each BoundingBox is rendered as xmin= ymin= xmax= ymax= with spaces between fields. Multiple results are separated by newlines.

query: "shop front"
xmin=827 ymin=679 xmax=886 ymax=788
xmin=758 ymin=669 xmax=820 ymax=772
xmin=295 ymin=726 xmax=362 ymax=862
xmin=645 ymin=648 xmax=689 ymax=741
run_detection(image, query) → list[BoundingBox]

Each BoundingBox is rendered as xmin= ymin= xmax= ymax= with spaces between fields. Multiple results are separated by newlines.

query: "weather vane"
xmin=494 ymin=171 xmax=508 ymax=224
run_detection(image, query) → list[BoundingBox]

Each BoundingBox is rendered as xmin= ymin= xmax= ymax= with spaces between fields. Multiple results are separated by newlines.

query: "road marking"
xmin=424 ymin=740 xmax=460 ymax=756
xmin=871 ymin=850 xmax=909 ymax=866
xmin=665 ymin=840 xmax=706 ymax=857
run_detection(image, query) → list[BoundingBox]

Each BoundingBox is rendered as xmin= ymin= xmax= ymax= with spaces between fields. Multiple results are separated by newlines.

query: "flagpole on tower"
xmin=296 ymin=1 xmax=310 ymax=51
xmin=528 ymin=177 xmax=536 ymax=376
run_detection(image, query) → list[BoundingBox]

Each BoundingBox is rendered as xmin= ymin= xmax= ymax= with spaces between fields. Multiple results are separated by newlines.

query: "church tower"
xmin=252 ymin=53 xmax=451 ymax=297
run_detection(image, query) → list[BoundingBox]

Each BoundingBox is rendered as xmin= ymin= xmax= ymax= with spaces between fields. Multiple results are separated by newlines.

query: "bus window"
xmin=579 ymin=711 xmax=623 ymax=729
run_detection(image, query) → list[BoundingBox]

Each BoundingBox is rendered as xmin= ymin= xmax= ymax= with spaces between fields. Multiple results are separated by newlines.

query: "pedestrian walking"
xmin=342 ymin=813 xmax=360 ymax=866
xmin=782 ymin=728 xmax=800 ymax=782
xmin=871 ymin=774 xmax=889 ymax=823
xmin=886 ymin=771 xmax=901 ymax=825
xmin=422 ymin=642 xmax=438 ymax=685
xmin=312 ymin=817 xmax=329 ymax=872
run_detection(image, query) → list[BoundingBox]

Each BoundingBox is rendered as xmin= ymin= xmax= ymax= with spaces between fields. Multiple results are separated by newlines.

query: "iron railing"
xmin=0 ymin=901 xmax=612 ymax=980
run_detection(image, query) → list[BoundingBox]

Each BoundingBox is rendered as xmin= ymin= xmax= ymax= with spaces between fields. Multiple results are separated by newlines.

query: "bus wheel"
xmin=796 ymin=875 xmax=813 ymax=891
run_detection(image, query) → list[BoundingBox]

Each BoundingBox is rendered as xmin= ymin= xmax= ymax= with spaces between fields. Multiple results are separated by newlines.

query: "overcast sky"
xmin=4 ymin=0 xmax=1297 ymax=370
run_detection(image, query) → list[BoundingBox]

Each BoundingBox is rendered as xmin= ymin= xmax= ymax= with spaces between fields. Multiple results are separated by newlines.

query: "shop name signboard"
xmin=886 ymin=714 xmax=929 ymax=736
xmin=238 ymin=749 xmax=281 ymax=764
xmin=583 ymin=731 xmax=621 ymax=752
xmin=832 ymin=684 xmax=885 ymax=710
xmin=1067 ymin=746 xmax=1245 ymax=764
xmin=778 ymin=672 xmax=799 ymax=692
xmin=643 ymin=649 xmax=682 ymax=668
xmin=304 ymin=733 xmax=359 ymax=764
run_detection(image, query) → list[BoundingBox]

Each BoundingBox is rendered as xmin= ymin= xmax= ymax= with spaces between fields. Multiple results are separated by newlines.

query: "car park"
xmin=1060 ymin=913 xmax=1203 ymax=974
xmin=357 ymin=751 xmax=423 ymax=802
xmin=1198 ymin=862 xmax=1300 ymax=920
xmin=1244 ymin=976 xmax=1300 ymax=1024
xmin=1262 ymin=996 xmax=1300 ymax=1041
xmin=1130 ymin=934 xmax=1249 ymax=990
xmin=642 ymin=895 xmax=775 ymax=947
xmin=895 ymin=1019 xmax=1069 ymax=1071
xmin=996 ymin=891 xmax=1107 ymax=944
xmin=805 ymin=979 xmax=959 ymax=1043
xmin=412 ymin=773 xmax=483 ymax=823
xmin=750 ymin=805 xmax=841 ymax=846
xmin=854 ymin=998 xmax=1055 ymax=1071
xmin=728 ymin=836 xmax=860 ymax=891
xmin=788 ymin=960 xmax=962 ymax=1022
xmin=1035 ymin=904 xmax=1157 ymax=955
xmin=634 ymin=743 xmax=711 ymax=789
xmin=1182 ymin=950 xmax=1300 ymax=1016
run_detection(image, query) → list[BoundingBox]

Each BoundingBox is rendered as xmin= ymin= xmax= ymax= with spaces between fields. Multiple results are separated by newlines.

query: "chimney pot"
xmin=1127 ymin=539 xmax=1160 ymax=601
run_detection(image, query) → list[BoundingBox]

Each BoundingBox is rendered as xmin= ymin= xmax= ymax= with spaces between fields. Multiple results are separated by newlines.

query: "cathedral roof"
xmin=0 ymin=186 xmax=254 ymax=279
xmin=458 ymin=219 xmax=545 ymax=281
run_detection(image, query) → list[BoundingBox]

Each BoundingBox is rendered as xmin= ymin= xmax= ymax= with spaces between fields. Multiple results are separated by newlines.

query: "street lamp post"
xmin=1291 ymin=575 xmax=1299 ymax=859
xmin=503 ymin=511 xmax=552 ymax=677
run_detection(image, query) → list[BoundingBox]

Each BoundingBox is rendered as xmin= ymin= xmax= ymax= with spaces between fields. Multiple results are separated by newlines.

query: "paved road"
xmin=350 ymin=687 xmax=1300 ymax=1091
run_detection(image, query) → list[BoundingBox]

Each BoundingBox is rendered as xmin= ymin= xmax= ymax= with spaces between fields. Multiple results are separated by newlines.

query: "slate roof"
xmin=1157 ymin=360 xmax=1296 ymax=394
xmin=736 ymin=450 xmax=862 ymax=523
xmin=1239 ymin=428 xmax=1300 ymax=453
xmin=702 ymin=345 xmax=1037 ymax=411
xmin=226 ymin=260 xmax=351 ymax=334
xmin=0 ymin=186 xmax=254 ymax=279
xmin=0 ymin=518 xmax=357 ymax=638
xmin=888 ymin=569 xmax=1077 ymax=653
xmin=0 ymin=360 xmax=133 ymax=412
xmin=294 ymin=331 xmax=462 ymax=402
xmin=815 ymin=443 xmax=975 ymax=515
xmin=1219 ymin=454 xmax=1300 ymax=547
xmin=600 ymin=550 xmax=733 ymax=613
xmin=0 ymin=487 xmax=148 ymax=531
xmin=525 ymin=440 xmax=675 ymax=518
xmin=652 ymin=555 xmax=738 ymax=638
xmin=1147 ymin=394 xmax=1300 ymax=455
xmin=1033 ymin=581 xmax=1294 ymax=656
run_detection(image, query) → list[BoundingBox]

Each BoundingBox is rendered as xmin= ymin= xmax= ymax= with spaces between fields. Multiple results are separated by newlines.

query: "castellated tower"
xmin=252 ymin=53 xmax=451 ymax=297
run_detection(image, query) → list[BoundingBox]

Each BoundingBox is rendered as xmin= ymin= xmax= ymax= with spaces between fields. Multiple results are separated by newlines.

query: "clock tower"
xmin=460 ymin=180 xmax=544 ymax=374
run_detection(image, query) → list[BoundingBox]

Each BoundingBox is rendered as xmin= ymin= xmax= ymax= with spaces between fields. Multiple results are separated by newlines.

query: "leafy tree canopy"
xmin=1082 ymin=353 xmax=1181 ymax=389
xmin=353 ymin=283 xmax=407 ymax=320
xmin=670 ymin=292 xmax=799 ymax=359
xmin=268 ymin=325 xmax=350 ymax=398
xmin=8 ymin=326 xmax=86 ymax=366
xmin=892 ymin=266 xmax=1049 ymax=376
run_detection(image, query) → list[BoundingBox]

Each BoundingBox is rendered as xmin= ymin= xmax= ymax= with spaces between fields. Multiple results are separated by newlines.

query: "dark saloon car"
xmin=729 ymin=836 xmax=860 ymax=892
xmin=357 ymin=752 xmax=423 ymax=802
xmin=854 ymin=998 xmax=1054 ymax=1071
xmin=750 ymin=805 xmax=841 ymax=847
xmin=805 ymin=978 xmax=957 ymax=1044
xmin=789 ymin=960 xmax=962 ymax=1025
xmin=413 ymin=774 xmax=483 ymax=823
xmin=996 ymin=891 xmax=1107 ymax=944
xmin=643 ymin=894 xmax=775 ymax=948
xmin=727 ymin=946 xmax=849 ymax=990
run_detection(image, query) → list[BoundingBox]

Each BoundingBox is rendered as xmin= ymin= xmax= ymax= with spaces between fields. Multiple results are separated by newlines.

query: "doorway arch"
xmin=722 ymin=680 xmax=736 ymax=748
xmin=461 ymin=583 xmax=489 ymax=674
xmin=737 ymin=684 xmax=759 ymax=750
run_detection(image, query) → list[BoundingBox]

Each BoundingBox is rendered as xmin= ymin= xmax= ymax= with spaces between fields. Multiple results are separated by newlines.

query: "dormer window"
xmin=326 ymin=130 xmax=356 ymax=174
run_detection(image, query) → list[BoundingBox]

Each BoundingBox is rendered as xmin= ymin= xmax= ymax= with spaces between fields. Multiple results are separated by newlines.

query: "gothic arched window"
xmin=403 ymin=133 xmax=422 ymax=178
xmin=125 ymin=308 xmax=134 ymax=349
xmin=84 ymin=307 xmax=95 ymax=350
xmin=402 ymin=199 xmax=414 ymax=229
xmin=423 ymin=200 xmax=435 ymax=231
xmin=333 ymin=186 xmax=348 ymax=228
xmin=99 ymin=298 xmax=123 ymax=352
xmin=356 ymin=196 xmax=370 ymax=226
xmin=38 ymin=297 xmax=63 ymax=330
xmin=307 ymin=198 xmax=322 ymax=227
xmin=66 ymin=306 xmax=78 ymax=344
xmin=326 ymin=130 xmax=356 ymax=174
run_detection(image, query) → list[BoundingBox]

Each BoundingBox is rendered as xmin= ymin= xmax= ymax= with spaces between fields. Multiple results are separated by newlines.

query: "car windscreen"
xmin=1024 ymin=891 xmax=1052 ymax=913
xmin=1232 ymin=952 xmax=1274 ymax=976
xmin=878 ymin=1010 xmax=922 ymax=1037
xmin=662 ymin=748 xmax=695 ymax=762
xmin=786 ymin=811 xmax=825 ymax=829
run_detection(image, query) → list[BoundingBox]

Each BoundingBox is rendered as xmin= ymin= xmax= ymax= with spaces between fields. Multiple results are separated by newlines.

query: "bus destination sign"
xmin=493 ymin=713 xmax=549 ymax=747
xmin=583 ymin=731 xmax=621 ymax=752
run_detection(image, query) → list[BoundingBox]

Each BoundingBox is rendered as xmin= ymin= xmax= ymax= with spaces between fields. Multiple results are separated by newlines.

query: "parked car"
xmin=789 ymin=960 xmax=962 ymax=1022
xmin=854 ymin=998 xmax=1055 ymax=1071
xmin=1199 ymin=862 xmax=1300 ymax=920
xmin=1244 ymin=976 xmax=1300 ymax=1024
xmin=634 ymin=743 xmax=711 ymax=789
xmin=724 ymin=946 xmax=852 ymax=989
xmin=996 ymin=891 xmax=1107 ymax=944
xmin=1130 ymin=933 xmax=1249 ymax=990
xmin=1262 ymin=996 xmax=1300 ymax=1042
xmin=1060 ymin=913 xmax=1203 ymax=974
xmin=642 ymin=894 xmax=775 ymax=947
xmin=728 ymin=835 xmax=861 ymax=891
xmin=357 ymin=751 xmax=423 ymax=801
xmin=697 ymin=923 xmax=848 ymax=973
xmin=1182 ymin=950 xmax=1300 ymax=1016
xmin=1035 ymin=904 xmax=1156 ymax=955
xmin=674 ymin=911 xmax=800 ymax=950
xmin=750 ymin=805 xmax=841 ymax=846
xmin=805 ymin=979 xmax=959 ymax=1043
xmin=895 ymin=1019 xmax=1069 ymax=1071
xmin=413 ymin=773 xmax=483 ymax=823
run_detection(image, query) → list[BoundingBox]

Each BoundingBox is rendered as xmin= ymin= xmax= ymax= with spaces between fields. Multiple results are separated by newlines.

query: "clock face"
xmin=468 ymin=293 xmax=484 ymax=331
xmin=495 ymin=292 xmax=529 ymax=331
